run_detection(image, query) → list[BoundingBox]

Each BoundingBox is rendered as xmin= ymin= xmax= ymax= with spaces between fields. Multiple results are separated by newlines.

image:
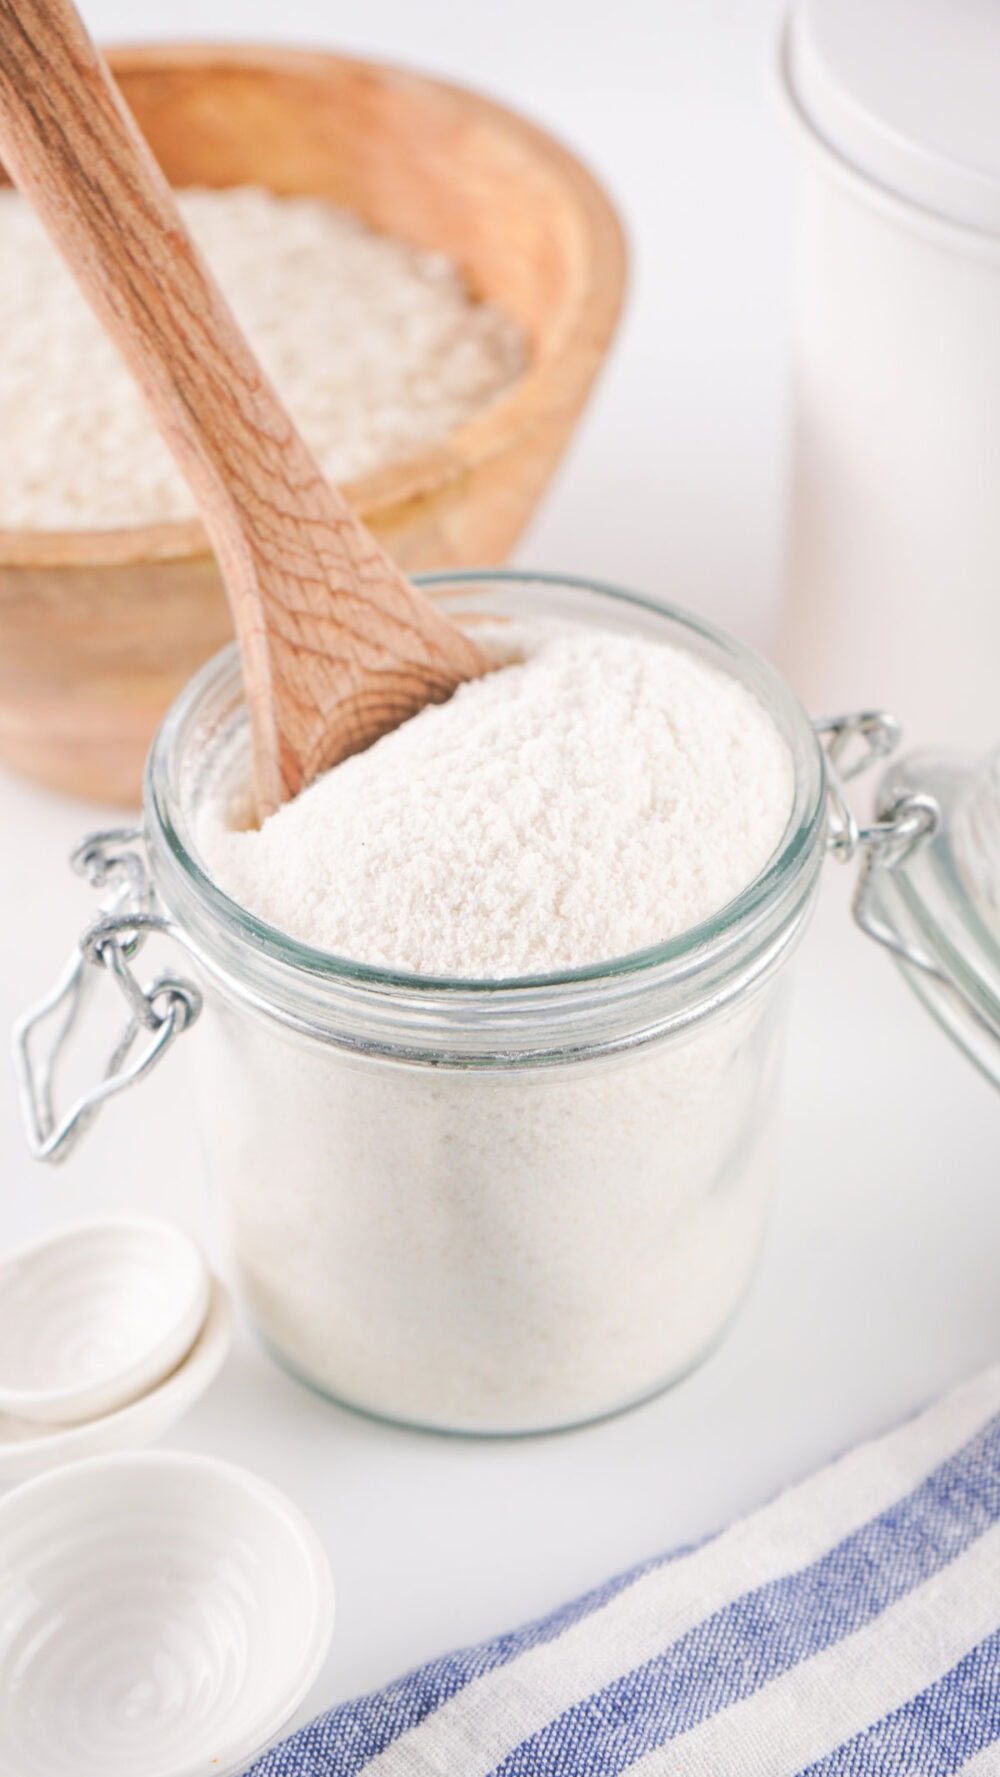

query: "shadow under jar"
xmin=135 ymin=574 xmax=829 ymax=1435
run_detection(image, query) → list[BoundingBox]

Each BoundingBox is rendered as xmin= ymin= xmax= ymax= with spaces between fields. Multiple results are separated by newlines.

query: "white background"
xmin=1 ymin=0 xmax=997 ymax=1744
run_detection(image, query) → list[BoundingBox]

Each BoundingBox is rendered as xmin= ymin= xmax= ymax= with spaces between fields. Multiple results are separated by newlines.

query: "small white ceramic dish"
xmin=0 ymin=1449 xmax=335 ymax=1777
xmin=0 ymin=1217 xmax=210 ymax=1424
xmin=0 ymin=1275 xmax=231 ymax=1483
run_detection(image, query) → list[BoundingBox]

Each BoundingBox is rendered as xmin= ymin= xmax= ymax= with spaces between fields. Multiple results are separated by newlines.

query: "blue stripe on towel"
xmin=493 ymin=1411 xmax=1000 ymax=1777
xmin=243 ymin=1546 xmax=683 ymax=1777
xmin=245 ymin=1380 xmax=1000 ymax=1777
xmin=796 ymin=1625 xmax=1000 ymax=1776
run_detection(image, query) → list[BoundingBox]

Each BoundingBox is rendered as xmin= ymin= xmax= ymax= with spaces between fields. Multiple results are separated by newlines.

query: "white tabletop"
xmin=2 ymin=0 xmax=997 ymax=1739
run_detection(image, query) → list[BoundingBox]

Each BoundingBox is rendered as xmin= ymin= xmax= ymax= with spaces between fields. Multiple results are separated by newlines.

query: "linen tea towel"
xmin=246 ymin=1366 xmax=1000 ymax=1776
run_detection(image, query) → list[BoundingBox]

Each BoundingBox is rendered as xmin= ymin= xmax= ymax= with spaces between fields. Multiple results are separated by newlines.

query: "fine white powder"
xmin=0 ymin=186 xmax=523 ymax=530
xmin=199 ymin=626 xmax=794 ymax=976
xmin=191 ymin=622 xmax=798 ymax=1431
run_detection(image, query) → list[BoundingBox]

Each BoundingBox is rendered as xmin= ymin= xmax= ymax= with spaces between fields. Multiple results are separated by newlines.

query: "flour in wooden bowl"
xmin=0 ymin=186 xmax=524 ymax=530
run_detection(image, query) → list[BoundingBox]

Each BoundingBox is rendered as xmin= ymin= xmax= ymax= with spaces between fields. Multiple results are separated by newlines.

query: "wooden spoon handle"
xmin=0 ymin=0 xmax=485 ymax=814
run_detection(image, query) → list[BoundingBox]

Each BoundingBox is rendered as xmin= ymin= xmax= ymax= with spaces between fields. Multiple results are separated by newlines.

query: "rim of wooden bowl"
xmin=0 ymin=41 xmax=627 ymax=570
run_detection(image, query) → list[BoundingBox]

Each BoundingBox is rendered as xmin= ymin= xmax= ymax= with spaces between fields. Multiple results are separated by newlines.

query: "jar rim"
xmin=144 ymin=572 xmax=828 ymax=1057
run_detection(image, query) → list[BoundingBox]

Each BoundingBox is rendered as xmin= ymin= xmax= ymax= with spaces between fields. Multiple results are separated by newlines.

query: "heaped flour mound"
xmin=199 ymin=625 xmax=793 ymax=976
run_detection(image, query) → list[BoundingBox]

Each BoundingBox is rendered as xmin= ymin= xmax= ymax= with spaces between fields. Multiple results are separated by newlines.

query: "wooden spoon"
xmin=0 ymin=0 xmax=487 ymax=818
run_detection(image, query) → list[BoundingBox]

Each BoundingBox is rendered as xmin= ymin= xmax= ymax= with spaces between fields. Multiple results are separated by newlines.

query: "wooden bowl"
xmin=0 ymin=44 xmax=625 ymax=805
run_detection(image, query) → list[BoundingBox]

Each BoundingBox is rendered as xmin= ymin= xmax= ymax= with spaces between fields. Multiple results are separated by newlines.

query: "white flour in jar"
xmin=199 ymin=626 xmax=793 ymax=975
xmin=0 ymin=186 xmax=523 ymax=530
xmin=193 ymin=624 xmax=797 ymax=1430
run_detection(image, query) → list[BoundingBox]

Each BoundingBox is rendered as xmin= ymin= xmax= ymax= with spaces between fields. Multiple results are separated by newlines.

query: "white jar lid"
xmin=786 ymin=0 xmax=1000 ymax=234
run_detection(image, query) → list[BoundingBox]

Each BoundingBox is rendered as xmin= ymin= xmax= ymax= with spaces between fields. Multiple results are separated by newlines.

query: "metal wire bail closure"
xmin=815 ymin=711 xmax=946 ymax=976
xmin=12 ymin=829 xmax=202 ymax=1164
xmin=819 ymin=720 xmax=1000 ymax=1086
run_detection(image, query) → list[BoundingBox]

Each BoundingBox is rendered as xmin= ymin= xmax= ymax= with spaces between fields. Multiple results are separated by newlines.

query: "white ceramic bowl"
xmin=0 ymin=1276 xmax=231 ymax=1484
xmin=0 ymin=1218 xmax=210 ymax=1423
xmin=0 ymin=1450 xmax=335 ymax=1777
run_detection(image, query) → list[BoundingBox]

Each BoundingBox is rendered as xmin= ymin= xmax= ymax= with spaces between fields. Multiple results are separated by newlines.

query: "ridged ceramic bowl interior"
xmin=0 ymin=1451 xmax=335 ymax=1777
xmin=0 ymin=1278 xmax=232 ymax=1485
xmin=0 ymin=1219 xmax=210 ymax=1424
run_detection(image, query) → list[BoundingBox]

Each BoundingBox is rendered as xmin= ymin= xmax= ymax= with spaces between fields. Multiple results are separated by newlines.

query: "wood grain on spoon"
xmin=0 ymin=0 xmax=487 ymax=817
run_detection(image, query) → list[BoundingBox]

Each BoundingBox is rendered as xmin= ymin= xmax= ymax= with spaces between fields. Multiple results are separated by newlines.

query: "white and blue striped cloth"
xmin=247 ymin=1367 xmax=1000 ymax=1776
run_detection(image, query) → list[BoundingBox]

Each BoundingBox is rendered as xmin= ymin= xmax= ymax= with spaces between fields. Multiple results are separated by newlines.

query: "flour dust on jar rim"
xmin=14 ymin=572 xmax=908 ymax=1436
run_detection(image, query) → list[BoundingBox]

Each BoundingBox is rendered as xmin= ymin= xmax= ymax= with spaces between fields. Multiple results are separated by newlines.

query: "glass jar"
xmin=16 ymin=573 xmax=836 ymax=1435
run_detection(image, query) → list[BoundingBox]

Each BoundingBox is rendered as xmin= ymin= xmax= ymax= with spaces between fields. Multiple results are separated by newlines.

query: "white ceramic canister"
xmin=780 ymin=0 xmax=1000 ymax=753
xmin=16 ymin=574 xmax=903 ymax=1436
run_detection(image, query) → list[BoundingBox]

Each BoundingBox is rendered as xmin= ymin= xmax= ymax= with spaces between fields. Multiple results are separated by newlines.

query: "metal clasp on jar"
xmin=12 ymin=829 xmax=201 ymax=1163
xmin=816 ymin=710 xmax=943 ymax=964
xmin=819 ymin=714 xmax=1000 ymax=1080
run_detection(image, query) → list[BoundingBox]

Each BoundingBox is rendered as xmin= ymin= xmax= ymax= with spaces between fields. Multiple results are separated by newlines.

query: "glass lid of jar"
xmin=859 ymin=749 xmax=1000 ymax=1090
xmin=956 ymin=749 xmax=1000 ymax=936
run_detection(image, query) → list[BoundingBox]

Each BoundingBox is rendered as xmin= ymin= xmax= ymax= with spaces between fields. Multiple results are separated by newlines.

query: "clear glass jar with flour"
xmin=17 ymin=573 xmax=865 ymax=1434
